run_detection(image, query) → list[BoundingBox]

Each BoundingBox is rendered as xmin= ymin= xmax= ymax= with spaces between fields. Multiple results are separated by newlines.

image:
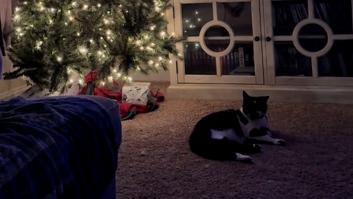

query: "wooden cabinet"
xmin=173 ymin=0 xmax=263 ymax=84
xmin=264 ymin=0 xmax=353 ymax=86
xmin=170 ymin=0 xmax=353 ymax=88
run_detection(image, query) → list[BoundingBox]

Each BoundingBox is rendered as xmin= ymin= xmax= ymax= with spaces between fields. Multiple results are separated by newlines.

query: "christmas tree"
xmin=4 ymin=0 xmax=179 ymax=92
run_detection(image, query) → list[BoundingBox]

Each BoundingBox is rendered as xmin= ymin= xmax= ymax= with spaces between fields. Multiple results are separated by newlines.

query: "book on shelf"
xmin=273 ymin=2 xmax=308 ymax=35
xmin=275 ymin=43 xmax=312 ymax=76
xmin=337 ymin=52 xmax=347 ymax=76
xmin=238 ymin=47 xmax=245 ymax=68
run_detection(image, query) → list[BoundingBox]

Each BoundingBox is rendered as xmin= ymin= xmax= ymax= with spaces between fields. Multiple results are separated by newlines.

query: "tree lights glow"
xmin=4 ymin=0 xmax=180 ymax=92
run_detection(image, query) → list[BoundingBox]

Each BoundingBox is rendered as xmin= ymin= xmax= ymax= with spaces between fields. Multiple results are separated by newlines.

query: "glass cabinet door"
xmin=174 ymin=0 xmax=263 ymax=84
xmin=264 ymin=0 xmax=353 ymax=86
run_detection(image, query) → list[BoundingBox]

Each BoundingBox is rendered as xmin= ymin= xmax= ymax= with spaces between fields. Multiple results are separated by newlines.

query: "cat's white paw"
xmin=235 ymin=153 xmax=253 ymax=163
xmin=273 ymin=138 xmax=286 ymax=145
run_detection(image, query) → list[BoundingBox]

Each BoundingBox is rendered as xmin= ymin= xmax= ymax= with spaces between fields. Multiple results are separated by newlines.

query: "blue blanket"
xmin=0 ymin=96 xmax=121 ymax=199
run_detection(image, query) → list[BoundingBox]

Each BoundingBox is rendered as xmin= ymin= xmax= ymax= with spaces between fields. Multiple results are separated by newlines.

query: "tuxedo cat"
xmin=189 ymin=91 xmax=285 ymax=162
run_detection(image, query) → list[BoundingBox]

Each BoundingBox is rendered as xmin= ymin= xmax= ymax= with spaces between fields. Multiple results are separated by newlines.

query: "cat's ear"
xmin=243 ymin=91 xmax=250 ymax=98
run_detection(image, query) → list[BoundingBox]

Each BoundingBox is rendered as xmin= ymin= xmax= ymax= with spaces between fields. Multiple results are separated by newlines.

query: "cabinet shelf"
xmin=298 ymin=35 xmax=327 ymax=39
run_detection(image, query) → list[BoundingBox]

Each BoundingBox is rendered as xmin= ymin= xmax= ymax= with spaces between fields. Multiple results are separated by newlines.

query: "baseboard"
xmin=167 ymin=84 xmax=353 ymax=104
xmin=0 ymin=85 xmax=30 ymax=100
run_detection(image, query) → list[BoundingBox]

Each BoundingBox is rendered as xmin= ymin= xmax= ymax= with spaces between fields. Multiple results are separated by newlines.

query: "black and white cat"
xmin=189 ymin=91 xmax=285 ymax=162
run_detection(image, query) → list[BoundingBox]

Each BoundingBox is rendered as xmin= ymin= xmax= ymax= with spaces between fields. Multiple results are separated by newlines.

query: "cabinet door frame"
xmin=262 ymin=0 xmax=353 ymax=86
xmin=174 ymin=0 xmax=264 ymax=84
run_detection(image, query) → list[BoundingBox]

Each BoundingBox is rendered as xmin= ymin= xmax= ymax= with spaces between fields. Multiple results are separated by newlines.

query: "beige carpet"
xmin=117 ymin=98 xmax=353 ymax=199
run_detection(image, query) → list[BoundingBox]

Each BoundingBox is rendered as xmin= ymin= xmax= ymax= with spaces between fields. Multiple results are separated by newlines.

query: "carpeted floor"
xmin=117 ymin=98 xmax=353 ymax=199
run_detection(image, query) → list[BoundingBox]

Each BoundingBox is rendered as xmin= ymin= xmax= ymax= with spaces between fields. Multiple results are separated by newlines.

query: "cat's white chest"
xmin=240 ymin=117 xmax=268 ymax=137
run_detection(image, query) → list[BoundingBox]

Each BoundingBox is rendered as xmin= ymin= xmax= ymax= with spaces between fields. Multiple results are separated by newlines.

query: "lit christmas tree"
xmin=4 ymin=0 xmax=180 ymax=92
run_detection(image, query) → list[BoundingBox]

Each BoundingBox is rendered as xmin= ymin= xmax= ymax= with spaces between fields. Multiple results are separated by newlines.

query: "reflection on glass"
xmin=205 ymin=39 xmax=230 ymax=53
xmin=205 ymin=26 xmax=229 ymax=37
xmin=298 ymin=24 xmax=328 ymax=52
xmin=221 ymin=43 xmax=254 ymax=75
xmin=314 ymin=0 xmax=352 ymax=34
xmin=275 ymin=41 xmax=312 ymax=76
xmin=217 ymin=2 xmax=253 ymax=35
xmin=182 ymin=4 xmax=213 ymax=37
xmin=318 ymin=41 xmax=353 ymax=77
xmin=205 ymin=26 xmax=230 ymax=52
xmin=272 ymin=0 xmax=308 ymax=35
xmin=184 ymin=42 xmax=216 ymax=75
